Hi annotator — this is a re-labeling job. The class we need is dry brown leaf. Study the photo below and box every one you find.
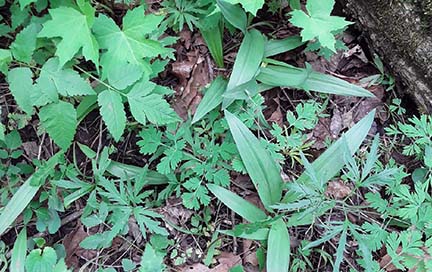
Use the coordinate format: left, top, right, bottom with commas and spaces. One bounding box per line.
325, 180, 352, 199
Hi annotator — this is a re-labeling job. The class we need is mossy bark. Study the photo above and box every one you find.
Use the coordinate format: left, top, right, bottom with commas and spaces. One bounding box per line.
339, 0, 432, 112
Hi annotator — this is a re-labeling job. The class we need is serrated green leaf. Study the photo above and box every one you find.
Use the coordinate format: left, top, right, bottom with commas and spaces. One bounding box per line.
140, 244, 165, 272
267, 219, 290, 272
98, 90, 126, 141
224, 0, 264, 16
11, 228, 27, 272
127, 80, 178, 126
39, 101, 77, 150
289, 0, 351, 52
0, 49, 12, 75
223, 29, 265, 108
25, 247, 57, 272
7, 67, 34, 114
38, 6, 99, 67
208, 184, 266, 222
225, 111, 283, 209
93, 6, 165, 88
192, 76, 227, 124
10, 22, 40, 63
36, 58, 95, 98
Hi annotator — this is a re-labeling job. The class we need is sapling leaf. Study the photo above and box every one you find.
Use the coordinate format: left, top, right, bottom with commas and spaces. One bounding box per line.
207, 183, 267, 222
217, 0, 247, 33
264, 36, 304, 57
192, 76, 227, 124
225, 111, 283, 209
11, 228, 27, 272
98, 90, 126, 142
267, 219, 290, 272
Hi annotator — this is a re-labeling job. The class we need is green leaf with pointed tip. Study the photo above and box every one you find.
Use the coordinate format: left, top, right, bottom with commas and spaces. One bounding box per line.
224, 0, 264, 16
39, 101, 77, 150
19, 0, 36, 10
127, 80, 179, 126
267, 219, 290, 272
7, 67, 34, 114
225, 111, 283, 209
38, 6, 99, 67
207, 184, 267, 222
11, 22, 40, 63
93, 6, 165, 88
287, 109, 376, 198
36, 58, 95, 98
264, 36, 304, 57
223, 29, 265, 108
192, 76, 227, 124
98, 90, 126, 141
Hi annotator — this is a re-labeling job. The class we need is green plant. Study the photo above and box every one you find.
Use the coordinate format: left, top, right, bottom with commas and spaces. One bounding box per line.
162, 0, 215, 31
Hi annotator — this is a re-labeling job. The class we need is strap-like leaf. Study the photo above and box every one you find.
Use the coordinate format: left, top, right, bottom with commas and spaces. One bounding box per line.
267, 219, 290, 272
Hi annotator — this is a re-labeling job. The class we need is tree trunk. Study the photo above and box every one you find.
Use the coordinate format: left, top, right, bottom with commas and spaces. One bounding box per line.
339, 0, 432, 112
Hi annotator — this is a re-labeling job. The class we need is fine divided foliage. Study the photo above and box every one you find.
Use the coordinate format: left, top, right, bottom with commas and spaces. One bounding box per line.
0, 0, 425, 271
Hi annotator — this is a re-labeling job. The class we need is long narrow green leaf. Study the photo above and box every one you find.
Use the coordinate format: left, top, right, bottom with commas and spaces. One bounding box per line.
297, 109, 375, 186
217, 0, 247, 33
200, 13, 224, 68
106, 161, 169, 186
223, 29, 265, 108
11, 228, 27, 272
225, 111, 283, 208
333, 223, 348, 272
264, 36, 304, 57
257, 62, 374, 97
0, 152, 62, 236
267, 219, 290, 272
219, 228, 269, 240
192, 76, 227, 124
207, 184, 267, 222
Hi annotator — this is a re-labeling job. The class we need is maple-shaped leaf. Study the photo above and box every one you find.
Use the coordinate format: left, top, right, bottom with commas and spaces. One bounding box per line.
98, 90, 126, 142
289, 0, 351, 52
38, 4, 99, 67
93, 6, 166, 89
36, 58, 95, 99
224, 0, 265, 16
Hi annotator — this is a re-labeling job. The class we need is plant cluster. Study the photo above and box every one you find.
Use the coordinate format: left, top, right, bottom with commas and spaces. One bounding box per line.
0, 0, 429, 271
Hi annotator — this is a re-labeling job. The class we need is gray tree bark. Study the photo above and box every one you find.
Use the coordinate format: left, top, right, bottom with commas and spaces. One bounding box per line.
339, 0, 432, 112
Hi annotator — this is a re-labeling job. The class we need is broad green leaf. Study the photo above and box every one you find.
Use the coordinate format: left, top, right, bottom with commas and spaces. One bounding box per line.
7, 67, 34, 114
217, 0, 247, 33
264, 36, 304, 57
25, 247, 57, 272
192, 76, 227, 124
93, 6, 165, 88
11, 228, 27, 272
225, 111, 283, 208
289, 0, 351, 51
295, 110, 375, 188
98, 90, 126, 141
267, 219, 290, 272
207, 184, 267, 222
38, 6, 99, 67
10, 22, 40, 63
39, 101, 77, 150
200, 13, 224, 68
127, 80, 178, 126
0, 152, 62, 236
0, 49, 11, 75
36, 58, 95, 98
224, 0, 265, 16
19, 0, 36, 10
257, 61, 374, 97
223, 29, 265, 108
